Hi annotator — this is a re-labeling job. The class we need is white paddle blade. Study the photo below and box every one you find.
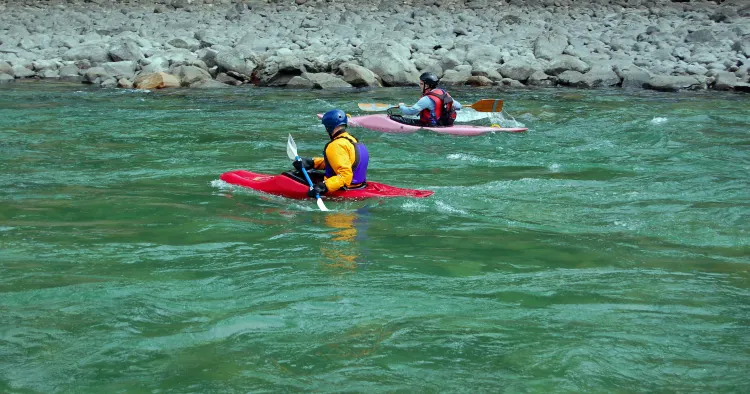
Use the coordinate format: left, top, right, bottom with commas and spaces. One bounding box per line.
286, 134, 298, 160
316, 198, 329, 211
358, 103, 396, 112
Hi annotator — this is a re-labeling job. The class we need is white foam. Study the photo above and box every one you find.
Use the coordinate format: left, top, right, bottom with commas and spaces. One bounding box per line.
650, 117, 668, 124
446, 153, 501, 164
435, 201, 468, 215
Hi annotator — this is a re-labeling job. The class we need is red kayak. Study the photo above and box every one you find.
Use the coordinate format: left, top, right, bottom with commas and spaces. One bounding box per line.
220, 170, 434, 199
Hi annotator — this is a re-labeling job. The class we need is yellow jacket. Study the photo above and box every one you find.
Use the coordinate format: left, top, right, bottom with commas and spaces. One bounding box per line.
312, 132, 360, 192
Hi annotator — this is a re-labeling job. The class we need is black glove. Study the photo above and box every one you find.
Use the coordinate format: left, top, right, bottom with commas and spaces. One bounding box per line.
306, 181, 328, 198
293, 157, 314, 172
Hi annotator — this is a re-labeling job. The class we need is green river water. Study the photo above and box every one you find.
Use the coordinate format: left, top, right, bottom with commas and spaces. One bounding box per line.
1, 81, 748, 393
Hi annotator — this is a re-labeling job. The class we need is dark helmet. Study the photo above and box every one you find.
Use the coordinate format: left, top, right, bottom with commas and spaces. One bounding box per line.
419, 72, 440, 88
321, 109, 348, 134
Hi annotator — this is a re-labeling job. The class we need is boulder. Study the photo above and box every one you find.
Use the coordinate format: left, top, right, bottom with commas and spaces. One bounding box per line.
498, 59, 539, 82
12, 65, 35, 78
63, 44, 110, 64
83, 67, 109, 84
189, 79, 229, 89
286, 75, 315, 89
645, 75, 705, 92
713, 72, 738, 91
466, 75, 494, 87
544, 55, 590, 76
108, 40, 144, 62
102, 61, 136, 80
215, 47, 260, 78
117, 78, 134, 89
533, 32, 568, 60
440, 65, 473, 86
361, 42, 420, 86
216, 72, 243, 86
174, 65, 212, 86
619, 65, 651, 89
0, 73, 14, 83
302, 72, 353, 89
339, 63, 382, 88
134, 72, 181, 89
0, 61, 14, 76
557, 66, 620, 88
168, 37, 201, 52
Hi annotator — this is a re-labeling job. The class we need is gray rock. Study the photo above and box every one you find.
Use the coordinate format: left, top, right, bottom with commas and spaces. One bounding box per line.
361, 42, 420, 86
466, 44, 502, 65
339, 62, 381, 88
102, 61, 136, 80
713, 72, 738, 91
645, 75, 705, 92
118, 78, 134, 89
558, 65, 620, 88
32, 60, 59, 71
215, 47, 260, 78
533, 32, 568, 60
109, 40, 145, 62
140, 56, 170, 74
0, 61, 13, 76
83, 67, 109, 84
732, 37, 750, 57
286, 75, 315, 89
498, 58, 539, 82
189, 78, 229, 89
544, 55, 590, 76
0, 73, 14, 83
527, 70, 554, 87
59, 64, 81, 79
63, 44, 110, 64
619, 65, 651, 89
216, 72, 243, 86
685, 29, 715, 44
500, 78, 526, 88
101, 77, 118, 88
39, 69, 59, 79
168, 37, 201, 52
441, 65, 473, 86
466, 75, 494, 87
174, 65, 212, 86
12, 65, 35, 78
302, 72, 353, 89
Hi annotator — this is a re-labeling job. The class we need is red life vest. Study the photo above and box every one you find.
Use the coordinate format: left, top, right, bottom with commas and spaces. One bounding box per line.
419, 88, 456, 126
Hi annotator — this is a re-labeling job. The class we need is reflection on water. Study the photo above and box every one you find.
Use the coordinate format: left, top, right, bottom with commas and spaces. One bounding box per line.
319, 209, 370, 271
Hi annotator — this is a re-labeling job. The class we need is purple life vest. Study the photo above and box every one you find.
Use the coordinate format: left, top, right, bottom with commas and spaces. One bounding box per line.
323, 135, 369, 187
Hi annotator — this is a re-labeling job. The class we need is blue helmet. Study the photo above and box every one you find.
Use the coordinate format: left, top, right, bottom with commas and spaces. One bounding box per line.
321, 109, 347, 134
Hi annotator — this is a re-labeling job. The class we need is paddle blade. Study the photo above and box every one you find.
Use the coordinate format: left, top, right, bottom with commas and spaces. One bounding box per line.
358, 103, 396, 111
316, 198, 329, 211
286, 134, 298, 160
468, 99, 503, 113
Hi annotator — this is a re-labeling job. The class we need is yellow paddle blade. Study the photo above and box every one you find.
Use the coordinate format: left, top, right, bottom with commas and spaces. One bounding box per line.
358, 103, 396, 111
468, 99, 503, 113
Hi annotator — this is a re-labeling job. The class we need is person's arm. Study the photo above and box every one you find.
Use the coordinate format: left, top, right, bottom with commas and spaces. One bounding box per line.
312, 157, 325, 170
453, 99, 462, 111
322, 140, 355, 192
398, 96, 434, 116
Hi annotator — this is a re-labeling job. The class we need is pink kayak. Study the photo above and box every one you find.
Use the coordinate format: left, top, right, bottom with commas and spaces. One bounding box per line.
220, 170, 434, 200
316, 114, 527, 136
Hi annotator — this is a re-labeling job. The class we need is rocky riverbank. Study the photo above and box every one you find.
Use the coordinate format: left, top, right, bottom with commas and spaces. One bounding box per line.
0, 0, 748, 93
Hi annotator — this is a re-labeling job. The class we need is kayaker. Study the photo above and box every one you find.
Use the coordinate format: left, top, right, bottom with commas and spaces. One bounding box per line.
292, 109, 370, 198
389, 72, 462, 127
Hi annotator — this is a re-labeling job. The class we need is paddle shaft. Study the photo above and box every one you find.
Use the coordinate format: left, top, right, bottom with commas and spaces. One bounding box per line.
358, 99, 503, 113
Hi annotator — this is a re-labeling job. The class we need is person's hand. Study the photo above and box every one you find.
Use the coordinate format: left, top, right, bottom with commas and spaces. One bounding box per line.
306, 181, 328, 198
292, 157, 314, 172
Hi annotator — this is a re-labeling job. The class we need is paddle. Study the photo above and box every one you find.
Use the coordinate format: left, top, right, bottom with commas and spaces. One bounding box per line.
287, 134, 329, 212
358, 99, 503, 113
